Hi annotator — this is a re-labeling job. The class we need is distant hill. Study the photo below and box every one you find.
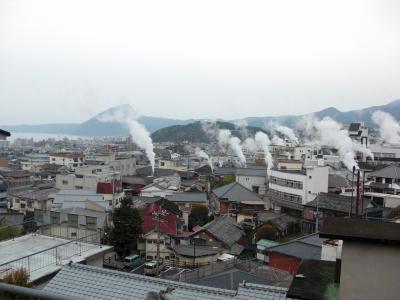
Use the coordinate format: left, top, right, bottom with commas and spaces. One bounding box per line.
150, 121, 267, 143
242, 99, 400, 128
2, 99, 400, 137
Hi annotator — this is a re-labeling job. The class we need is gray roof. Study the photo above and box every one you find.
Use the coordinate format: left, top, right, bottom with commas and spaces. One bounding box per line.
202, 215, 244, 249
55, 207, 107, 222
173, 245, 220, 257
257, 212, 298, 232
305, 193, 352, 213
194, 268, 271, 290
369, 165, 400, 179
235, 168, 268, 177
11, 186, 58, 201
44, 264, 289, 300
132, 193, 207, 205
166, 193, 207, 203
267, 234, 326, 260
212, 182, 262, 203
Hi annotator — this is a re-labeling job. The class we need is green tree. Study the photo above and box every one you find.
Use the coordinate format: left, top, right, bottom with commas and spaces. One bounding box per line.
0, 268, 31, 300
0, 219, 21, 242
109, 197, 143, 257
255, 224, 278, 241
387, 205, 400, 219
188, 205, 210, 230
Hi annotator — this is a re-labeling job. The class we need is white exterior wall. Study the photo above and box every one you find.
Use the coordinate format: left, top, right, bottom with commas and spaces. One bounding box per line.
304, 166, 329, 203
294, 146, 313, 161
269, 171, 306, 203
236, 175, 267, 195
56, 165, 121, 191
269, 166, 329, 206
49, 155, 84, 170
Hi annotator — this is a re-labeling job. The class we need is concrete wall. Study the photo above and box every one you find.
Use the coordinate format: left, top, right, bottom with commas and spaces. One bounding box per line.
236, 175, 267, 195
340, 241, 400, 300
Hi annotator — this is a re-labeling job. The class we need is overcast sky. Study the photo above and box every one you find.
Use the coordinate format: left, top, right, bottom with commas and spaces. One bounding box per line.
1, 0, 400, 125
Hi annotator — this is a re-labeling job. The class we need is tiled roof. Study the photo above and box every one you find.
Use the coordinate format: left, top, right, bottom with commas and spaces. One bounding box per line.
267, 233, 326, 260
202, 215, 244, 249
212, 182, 262, 203
320, 217, 400, 243
44, 264, 289, 300
235, 168, 268, 177
369, 165, 400, 179
305, 193, 352, 213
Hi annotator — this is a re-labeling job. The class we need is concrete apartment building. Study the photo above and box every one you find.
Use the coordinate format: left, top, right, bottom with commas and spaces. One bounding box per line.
49, 152, 85, 170
94, 152, 137, 176
268, 160, 329, 215
20, 153, 49, 171
56, 164, 121, 190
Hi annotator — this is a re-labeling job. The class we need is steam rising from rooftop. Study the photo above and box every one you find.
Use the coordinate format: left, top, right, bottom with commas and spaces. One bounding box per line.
274, 124, 299, 145
254, 131, 273, 172
195, 147, 213, 172
372, 111, 400, 144
218, 129, 246, 167
96, 104, 155, 173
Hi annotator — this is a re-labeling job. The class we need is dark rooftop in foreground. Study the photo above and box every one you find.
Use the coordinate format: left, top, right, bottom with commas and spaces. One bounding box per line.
0, 129, 11, 137
44, 263, 289, 300
287, 260, 337, 300
320, 217, 400, 243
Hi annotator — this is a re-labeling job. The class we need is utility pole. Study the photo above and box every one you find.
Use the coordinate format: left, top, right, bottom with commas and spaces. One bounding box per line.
315, 194, 320, 233
152, 200, 169, 276
349, 166, 356, 217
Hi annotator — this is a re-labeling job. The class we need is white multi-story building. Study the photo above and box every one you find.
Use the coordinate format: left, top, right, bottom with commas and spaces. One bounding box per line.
94, 153, 137, 176
20, 154, 49, 171
268, 163, 329, 215
56, 165, 121, 191
235, 167, 268, 195
49, 152, 85, 170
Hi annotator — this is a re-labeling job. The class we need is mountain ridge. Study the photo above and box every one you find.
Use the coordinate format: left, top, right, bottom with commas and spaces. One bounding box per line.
2, 99, 400, 136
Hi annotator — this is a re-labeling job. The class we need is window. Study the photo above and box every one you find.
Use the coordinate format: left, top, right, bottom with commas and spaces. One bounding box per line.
252, 186, 260, 193
76, 175, 84, 179
68, 214, 79, 227
146, 256, 153, 260
160, 162, 165, 166
51, 211, 60, 224
86, 216, 97, 230
62, 180, 68, 185
20, 203, 26, 209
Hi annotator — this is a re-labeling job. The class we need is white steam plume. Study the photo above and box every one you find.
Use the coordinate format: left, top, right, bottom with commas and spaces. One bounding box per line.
97, 104, 155, 173
195, 148, 213, 172
314, 117, 358, 170
274, 125, 299, 144
234, 119, 249, 138
242, 137, 258, 153
218, 129, 246, 167
272, 135, 285, 146
372, 111, 400, 144
254, 131, 273, 172
352, 141, 374, 160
